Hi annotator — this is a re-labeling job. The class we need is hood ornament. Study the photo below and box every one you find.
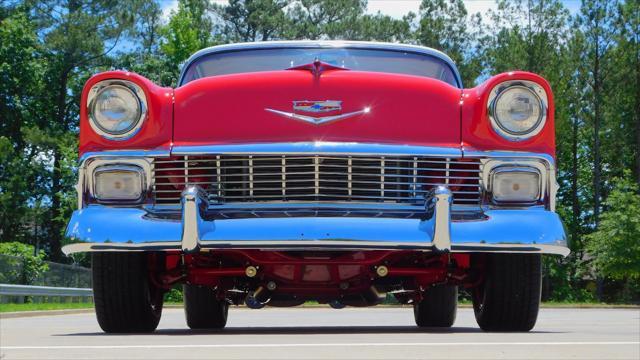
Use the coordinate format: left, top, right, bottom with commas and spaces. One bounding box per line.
266, 100, 370, 125
287, 58, 349, 78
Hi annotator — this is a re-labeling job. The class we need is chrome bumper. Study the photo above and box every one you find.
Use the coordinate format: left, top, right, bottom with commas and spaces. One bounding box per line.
63, 185, 569, 256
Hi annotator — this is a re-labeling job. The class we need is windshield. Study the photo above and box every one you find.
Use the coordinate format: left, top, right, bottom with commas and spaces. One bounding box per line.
180, 47, 459, 87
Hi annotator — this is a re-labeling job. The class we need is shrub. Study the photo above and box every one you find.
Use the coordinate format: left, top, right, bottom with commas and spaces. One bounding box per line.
0, 242, 48, 284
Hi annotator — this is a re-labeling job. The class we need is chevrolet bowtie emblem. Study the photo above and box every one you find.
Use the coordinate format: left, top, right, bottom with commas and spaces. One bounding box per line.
265, 100, 370, 125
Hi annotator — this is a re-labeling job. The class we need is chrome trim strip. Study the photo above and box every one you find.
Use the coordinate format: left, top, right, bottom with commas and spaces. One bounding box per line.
62, 242, 569, 256
264, 107, 370, 125
171, 142, 463, 157
178, 40, 463, 88
79, 149, 171, 163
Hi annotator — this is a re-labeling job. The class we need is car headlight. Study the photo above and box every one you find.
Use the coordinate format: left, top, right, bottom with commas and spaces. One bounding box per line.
488, 81, 547, 141
87, 80, 147, 140
490, 167, 541, 203
93, 165, 144, 202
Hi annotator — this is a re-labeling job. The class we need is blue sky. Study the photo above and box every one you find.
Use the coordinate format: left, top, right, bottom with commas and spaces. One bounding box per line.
159, 0, 582, 20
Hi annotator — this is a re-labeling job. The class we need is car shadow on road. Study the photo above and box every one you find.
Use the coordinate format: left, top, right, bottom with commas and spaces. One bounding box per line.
57, 326, 560, 336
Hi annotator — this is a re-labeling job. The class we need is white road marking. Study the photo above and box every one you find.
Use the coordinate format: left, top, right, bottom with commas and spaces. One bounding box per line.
2, 342, 639, 350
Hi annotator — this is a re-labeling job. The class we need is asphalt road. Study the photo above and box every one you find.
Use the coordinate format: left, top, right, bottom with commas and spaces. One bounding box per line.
1, 307, 638, 360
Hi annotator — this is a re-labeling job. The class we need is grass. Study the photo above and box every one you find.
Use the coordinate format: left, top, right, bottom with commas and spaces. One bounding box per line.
0, 302, 94, 313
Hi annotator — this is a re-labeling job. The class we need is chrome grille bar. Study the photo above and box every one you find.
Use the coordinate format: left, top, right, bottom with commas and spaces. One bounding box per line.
281, 156, 286, 198
152, 154, 483, 207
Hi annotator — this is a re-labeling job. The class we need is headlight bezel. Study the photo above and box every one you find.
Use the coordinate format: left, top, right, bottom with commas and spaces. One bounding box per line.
487, 80, 548, 141
83, 158, 152, 206
481, 158, 550, 208
87, 80, 148, 140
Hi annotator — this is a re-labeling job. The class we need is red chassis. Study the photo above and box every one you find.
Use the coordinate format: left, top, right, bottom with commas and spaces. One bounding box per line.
156, 250, 474, 307
65, 41, 568, 333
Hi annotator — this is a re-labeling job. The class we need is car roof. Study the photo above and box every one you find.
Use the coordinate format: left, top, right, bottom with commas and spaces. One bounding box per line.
178, 40, 463, 88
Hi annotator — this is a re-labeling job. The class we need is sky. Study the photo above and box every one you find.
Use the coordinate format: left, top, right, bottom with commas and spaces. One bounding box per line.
159, 0, 582, 20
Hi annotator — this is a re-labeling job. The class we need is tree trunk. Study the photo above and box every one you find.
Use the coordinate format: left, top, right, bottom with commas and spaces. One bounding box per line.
48, 69, 70, 261
571, 115, 580, 247
635, 35, 640, 185
593, 40, 602, 226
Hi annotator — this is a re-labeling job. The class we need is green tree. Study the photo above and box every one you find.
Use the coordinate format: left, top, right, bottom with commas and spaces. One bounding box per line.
416, 0, 482, 85
479, 0, 569, 75
27, 0, 142, 260
347, 12, 414, 43
0, 12, 48, 246
611, 0, 640, 184
161, 0, 213, 65
286, 0, 364, 40
586, 174, 640, 280
576, 0, 619, 227
213, 0, 289, 42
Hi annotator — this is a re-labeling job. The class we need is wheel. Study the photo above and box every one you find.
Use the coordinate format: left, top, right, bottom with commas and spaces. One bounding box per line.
472, 254, 542, 332
413, 284, 457, 327
184, 284, 229, 329
92, 252, 163, 333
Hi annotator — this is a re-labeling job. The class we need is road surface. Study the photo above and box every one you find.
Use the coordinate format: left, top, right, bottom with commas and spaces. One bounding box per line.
1, 307, 639, 359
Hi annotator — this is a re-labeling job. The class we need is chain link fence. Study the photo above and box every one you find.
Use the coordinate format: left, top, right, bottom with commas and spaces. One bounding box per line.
0, 254, 92, 304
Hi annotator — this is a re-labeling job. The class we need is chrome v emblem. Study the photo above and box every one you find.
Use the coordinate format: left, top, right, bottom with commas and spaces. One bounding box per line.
265, 107, 370, 125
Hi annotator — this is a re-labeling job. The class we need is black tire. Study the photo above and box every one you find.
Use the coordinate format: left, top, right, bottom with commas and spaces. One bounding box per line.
92, 252, 163, 333
472, 254, 542, 332
184, 284, 229, 329
413, 284, 458, 327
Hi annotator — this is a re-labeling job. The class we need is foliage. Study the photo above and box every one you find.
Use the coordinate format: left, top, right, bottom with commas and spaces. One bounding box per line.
161, 0, 214, 65
0, 242, 49, 285
164, 287, 184, 302
1, 0, 639, 302
586, 174, 640, 280
416, 0, 482, 85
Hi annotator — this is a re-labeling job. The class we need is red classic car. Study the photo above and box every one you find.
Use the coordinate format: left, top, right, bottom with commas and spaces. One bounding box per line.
64, 41, 568, 333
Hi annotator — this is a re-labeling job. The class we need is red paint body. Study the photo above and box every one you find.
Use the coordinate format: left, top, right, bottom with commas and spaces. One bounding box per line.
81, 65, 555, 304
79, 71, 173, 154
461, 71, 556, 156
173, 70, 461, 147
79, 69, 555, 158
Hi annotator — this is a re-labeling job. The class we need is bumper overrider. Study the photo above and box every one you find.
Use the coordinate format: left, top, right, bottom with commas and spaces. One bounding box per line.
62, 144, 569, 256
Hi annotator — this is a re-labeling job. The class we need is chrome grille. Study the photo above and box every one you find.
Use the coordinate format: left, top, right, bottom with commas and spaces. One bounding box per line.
152, 155, 482, 206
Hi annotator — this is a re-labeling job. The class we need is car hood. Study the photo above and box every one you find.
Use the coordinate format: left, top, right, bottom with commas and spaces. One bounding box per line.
173, 70, 462, 148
